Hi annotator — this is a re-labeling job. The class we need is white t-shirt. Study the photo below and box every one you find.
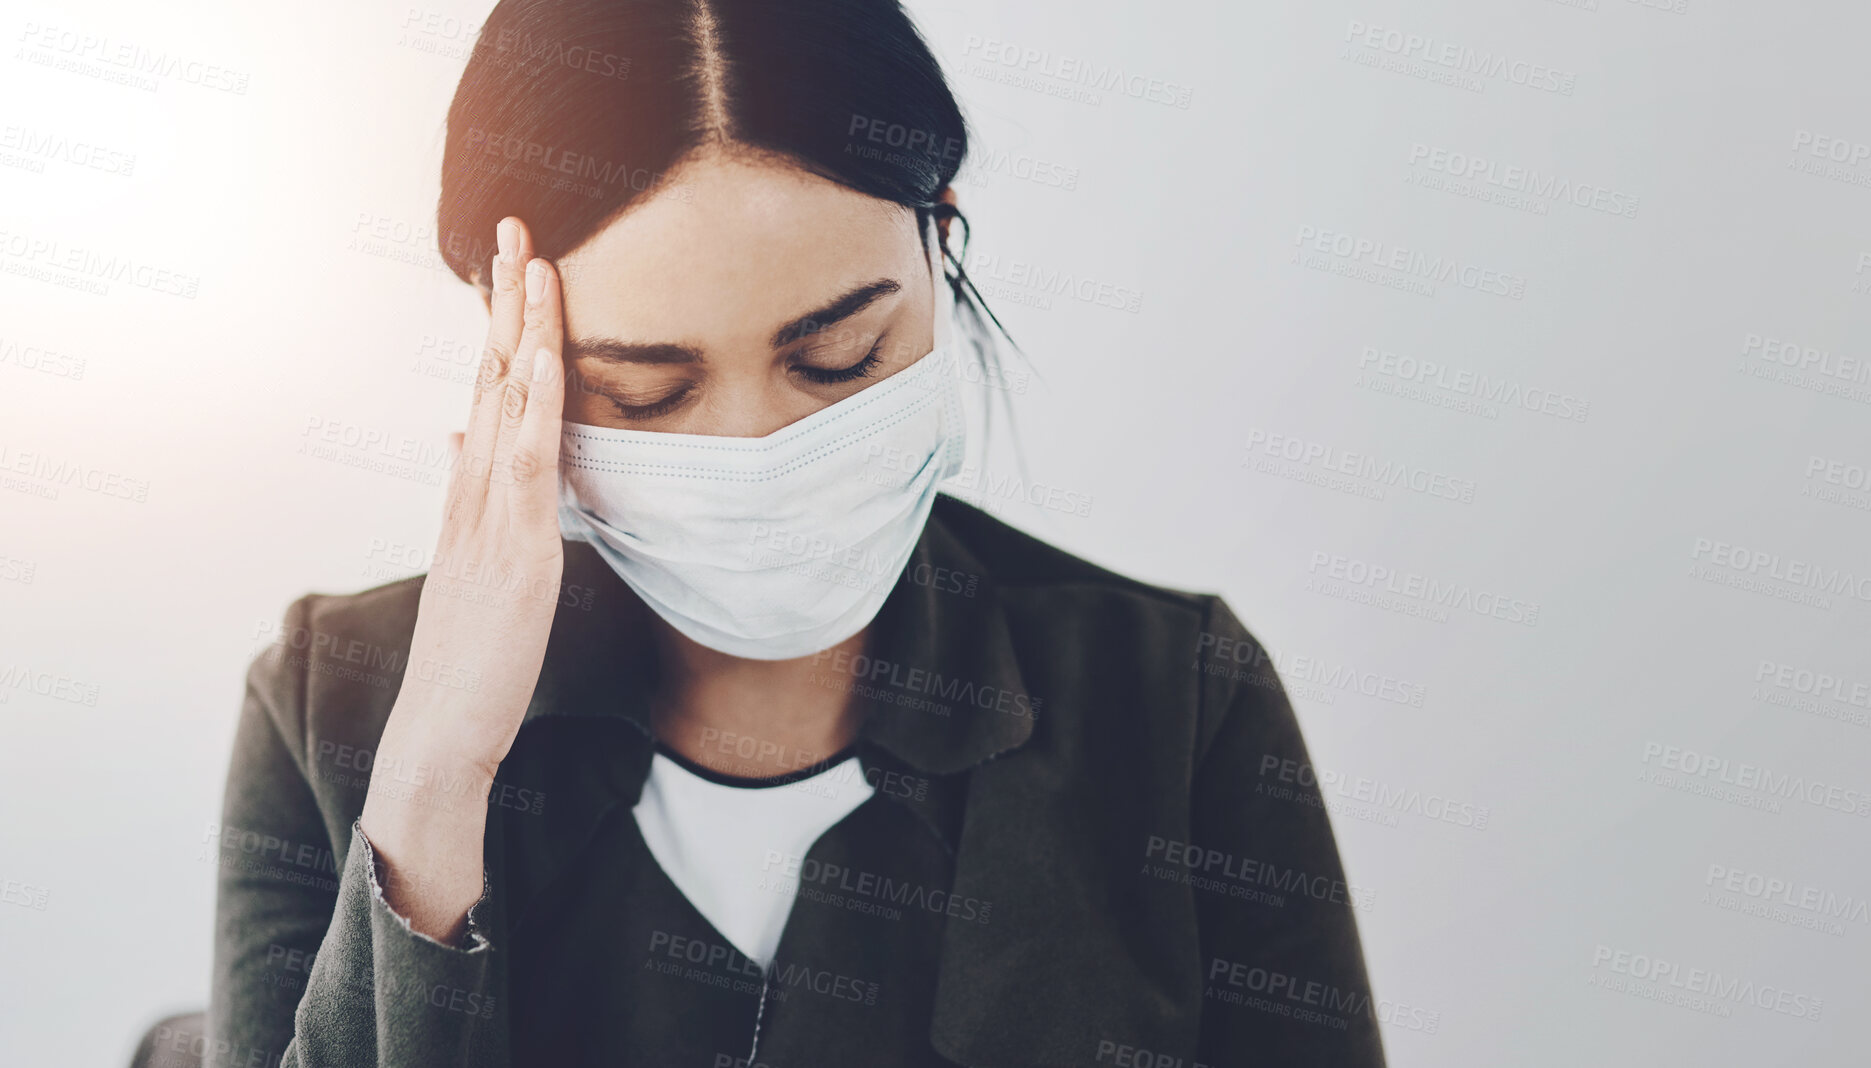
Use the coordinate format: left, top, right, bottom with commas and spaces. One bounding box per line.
632, 743, 876, 969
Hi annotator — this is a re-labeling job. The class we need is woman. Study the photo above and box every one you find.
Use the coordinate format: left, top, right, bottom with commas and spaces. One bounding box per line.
203, 1, 1384, 1065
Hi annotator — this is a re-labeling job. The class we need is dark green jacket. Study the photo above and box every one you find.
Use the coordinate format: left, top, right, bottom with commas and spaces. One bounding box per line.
207, 494, 1386, 1067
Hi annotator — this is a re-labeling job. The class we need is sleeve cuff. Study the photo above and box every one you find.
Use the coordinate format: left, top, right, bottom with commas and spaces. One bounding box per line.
353, 817, 494, 954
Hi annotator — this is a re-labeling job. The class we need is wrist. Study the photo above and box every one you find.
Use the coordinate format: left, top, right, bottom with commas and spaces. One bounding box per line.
360, 713, 498, 842
379, 696, 511, 785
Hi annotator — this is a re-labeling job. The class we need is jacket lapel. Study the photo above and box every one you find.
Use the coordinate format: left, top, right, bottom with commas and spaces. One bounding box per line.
498, 540, 659, 943
855, 498, 1198, 1066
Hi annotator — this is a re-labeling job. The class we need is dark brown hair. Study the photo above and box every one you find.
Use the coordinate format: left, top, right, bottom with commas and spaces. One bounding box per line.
434, 0, 1024, 423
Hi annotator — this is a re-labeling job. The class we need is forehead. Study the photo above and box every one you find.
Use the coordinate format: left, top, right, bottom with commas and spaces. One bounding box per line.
557, 153, 920, 342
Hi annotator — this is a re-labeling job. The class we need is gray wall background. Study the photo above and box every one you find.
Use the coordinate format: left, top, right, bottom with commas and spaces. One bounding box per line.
1, 0, 1867, 1063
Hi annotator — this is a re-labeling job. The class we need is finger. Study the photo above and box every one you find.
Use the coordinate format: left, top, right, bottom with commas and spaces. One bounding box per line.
460, 217, 533, 488
492, 258, 563, 500
513, 277, 567, 517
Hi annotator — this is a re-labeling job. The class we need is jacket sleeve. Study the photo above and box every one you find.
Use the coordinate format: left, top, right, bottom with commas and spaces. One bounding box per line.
1190, 595, 1387, 1067
206, 593, 507, 1068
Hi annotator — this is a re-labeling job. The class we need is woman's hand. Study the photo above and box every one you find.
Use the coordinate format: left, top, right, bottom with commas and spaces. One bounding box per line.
392, 215, 567, 776
359, 216, 567, 942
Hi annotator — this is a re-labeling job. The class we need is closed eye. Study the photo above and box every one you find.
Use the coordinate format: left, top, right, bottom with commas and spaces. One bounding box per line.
793, 339, 884, 385
602, 384, 693, 420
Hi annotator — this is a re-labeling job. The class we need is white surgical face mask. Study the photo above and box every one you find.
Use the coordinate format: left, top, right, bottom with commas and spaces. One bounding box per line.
555, 221, 966, 660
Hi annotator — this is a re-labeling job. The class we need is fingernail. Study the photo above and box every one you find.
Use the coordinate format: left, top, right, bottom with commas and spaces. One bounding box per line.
533, 347, 554, 382
526, 260, 545, 303
497, 219, 517, 264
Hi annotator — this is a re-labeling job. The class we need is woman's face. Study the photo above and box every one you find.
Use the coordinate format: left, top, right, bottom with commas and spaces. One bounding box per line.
548, 152, 937, 437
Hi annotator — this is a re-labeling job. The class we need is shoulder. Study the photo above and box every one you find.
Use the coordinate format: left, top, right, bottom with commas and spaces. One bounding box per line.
931, 495, 1282, 766
245, 573, 426, 772
933, 492, 1214, 612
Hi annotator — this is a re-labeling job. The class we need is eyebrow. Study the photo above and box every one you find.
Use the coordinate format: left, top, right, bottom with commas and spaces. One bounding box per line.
769, 278, 901, 349
564, 278, 903, 366
563, 339, 704, 366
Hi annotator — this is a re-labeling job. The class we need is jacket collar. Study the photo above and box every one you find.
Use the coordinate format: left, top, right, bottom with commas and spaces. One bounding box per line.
520, 494, 1037, 778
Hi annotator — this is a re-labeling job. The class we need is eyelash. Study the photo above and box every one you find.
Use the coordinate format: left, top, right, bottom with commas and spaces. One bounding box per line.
607, 388, 691, 421
794, 339, 884, 385
602, 340, 885, 420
